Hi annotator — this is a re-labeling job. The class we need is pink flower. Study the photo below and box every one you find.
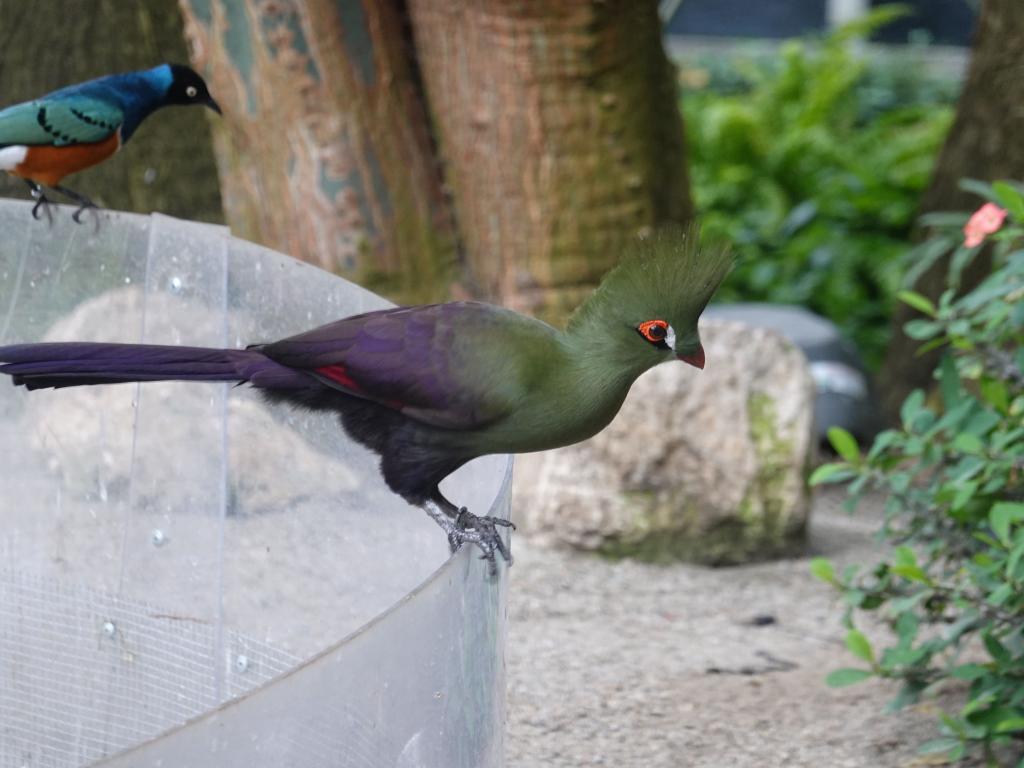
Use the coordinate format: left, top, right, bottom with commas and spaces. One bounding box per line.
963, 202, 1007, 248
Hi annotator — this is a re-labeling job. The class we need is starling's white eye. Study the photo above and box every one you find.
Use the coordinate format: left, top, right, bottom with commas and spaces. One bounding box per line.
186, 85, 198, 98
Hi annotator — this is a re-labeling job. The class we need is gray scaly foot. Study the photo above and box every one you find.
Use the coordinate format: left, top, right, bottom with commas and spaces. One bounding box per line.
423, 501, 514, 576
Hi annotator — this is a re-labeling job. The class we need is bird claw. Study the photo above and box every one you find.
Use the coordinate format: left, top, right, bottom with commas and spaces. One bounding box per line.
28, 186, 53, 224
71, 203, 96, 224
424, 499, 513, 577
450, 507, 514, 577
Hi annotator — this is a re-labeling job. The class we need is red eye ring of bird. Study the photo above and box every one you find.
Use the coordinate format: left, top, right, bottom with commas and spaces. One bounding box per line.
637, 319, 669, 344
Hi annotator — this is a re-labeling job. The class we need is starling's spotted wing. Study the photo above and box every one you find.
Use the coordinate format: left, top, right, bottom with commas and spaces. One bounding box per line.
258, 301, 555, 430
0, 96, 122, 147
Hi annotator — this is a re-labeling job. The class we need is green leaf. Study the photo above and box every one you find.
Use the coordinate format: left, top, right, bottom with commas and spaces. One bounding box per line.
959, 177, 1000, 202
995, 717, 1024, 734
845, 629, 875, 664
917, 737, 962, 757
893, 545, 917, 569
988, 582, 1013, 606
825, 668, 873, 687
1007, 537, 1024, 579
952, 432, 983, 454
904, 318, 941, 340
990, 502, 1024, 545
951, 481, 977, 512
897, 290, 936, 316
983, 632, 1010, 664
939, 355, 961, 409
827, 426, 860, 463
900, 390, 925, 430
951, 664, 988, 681
979, 377, 1010, 412
992, 180, 1024, 220
809, 557, 835, 583
808, 462, 853, 485
891, 564, 929, 583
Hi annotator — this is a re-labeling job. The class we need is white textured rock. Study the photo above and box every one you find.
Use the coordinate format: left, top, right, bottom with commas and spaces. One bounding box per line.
513, 319, 815, 564
23, 288, 358, 513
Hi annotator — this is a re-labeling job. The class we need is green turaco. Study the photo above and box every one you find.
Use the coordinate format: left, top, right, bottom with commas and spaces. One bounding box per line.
0, 229, 731, 572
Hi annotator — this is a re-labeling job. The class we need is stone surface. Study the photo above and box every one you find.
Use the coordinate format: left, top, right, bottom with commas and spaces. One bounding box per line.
21, 288, 359, 514
513, 319, 815, 564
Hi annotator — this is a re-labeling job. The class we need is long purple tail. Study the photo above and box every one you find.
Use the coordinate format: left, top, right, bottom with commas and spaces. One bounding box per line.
0, 343, 304, 391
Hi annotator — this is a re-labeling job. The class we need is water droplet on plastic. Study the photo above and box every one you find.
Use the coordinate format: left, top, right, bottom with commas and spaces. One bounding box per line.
151, 529, 167, 547
102, 620, 116, 637
124, 276, 131, 284
235, 654, 249, 672
169, 276, 183, 293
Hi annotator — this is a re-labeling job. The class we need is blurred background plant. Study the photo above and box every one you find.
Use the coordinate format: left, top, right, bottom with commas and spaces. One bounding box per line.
810, 180, 1024, 764
680, 7, 958, 368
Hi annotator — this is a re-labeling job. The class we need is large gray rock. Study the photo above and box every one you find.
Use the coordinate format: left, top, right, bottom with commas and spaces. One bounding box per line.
23, 288, 359, 514
513, 319, 815, 564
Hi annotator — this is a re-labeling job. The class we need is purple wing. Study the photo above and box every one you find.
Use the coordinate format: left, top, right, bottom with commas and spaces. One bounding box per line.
258, 301, 542, 430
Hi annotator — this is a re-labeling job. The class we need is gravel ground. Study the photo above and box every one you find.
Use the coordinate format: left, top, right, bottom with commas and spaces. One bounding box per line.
505, 491, 965, 768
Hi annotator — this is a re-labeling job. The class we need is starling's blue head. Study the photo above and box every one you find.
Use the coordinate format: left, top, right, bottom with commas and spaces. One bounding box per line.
567, 226, 732, 370
165, 64, 221, 114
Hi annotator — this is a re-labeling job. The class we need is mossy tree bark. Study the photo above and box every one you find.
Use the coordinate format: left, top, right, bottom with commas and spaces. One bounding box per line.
879, 0, 1024, 419
406, 0, 692, 319
178, 0, 457, 304
180, 0, 690, 316
0, 1, 223, 223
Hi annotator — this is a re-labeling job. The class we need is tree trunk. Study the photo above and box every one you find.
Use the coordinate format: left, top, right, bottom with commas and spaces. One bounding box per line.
178, 0, 457, 304
406, 0, 692, 320
879, 0, 1024, 419
0, 1, 223, 223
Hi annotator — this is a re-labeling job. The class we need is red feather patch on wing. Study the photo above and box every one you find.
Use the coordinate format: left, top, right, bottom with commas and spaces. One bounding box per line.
316, 363, 404, 409
316, 363, 361, 391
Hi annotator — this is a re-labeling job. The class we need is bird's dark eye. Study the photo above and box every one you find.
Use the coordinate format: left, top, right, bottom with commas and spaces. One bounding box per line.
186, 85, 198, 98
636, 319, 669, 347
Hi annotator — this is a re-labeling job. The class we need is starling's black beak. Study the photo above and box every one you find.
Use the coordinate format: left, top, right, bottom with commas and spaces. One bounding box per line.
206, 97, 223, 116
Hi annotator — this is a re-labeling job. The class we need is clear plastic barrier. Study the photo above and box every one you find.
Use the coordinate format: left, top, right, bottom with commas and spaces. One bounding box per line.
0, 200, 509, 767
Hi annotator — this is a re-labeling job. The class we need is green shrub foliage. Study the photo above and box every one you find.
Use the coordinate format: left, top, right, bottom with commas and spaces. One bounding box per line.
812, 181, 1024, 765
681, 8, 956, 367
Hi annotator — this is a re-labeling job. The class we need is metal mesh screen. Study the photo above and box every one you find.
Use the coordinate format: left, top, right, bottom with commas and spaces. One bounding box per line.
0, 200, 509, 767
0, 571, 298, 767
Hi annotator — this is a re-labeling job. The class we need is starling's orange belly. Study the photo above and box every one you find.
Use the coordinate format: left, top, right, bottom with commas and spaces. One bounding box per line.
11, 132, 120, 187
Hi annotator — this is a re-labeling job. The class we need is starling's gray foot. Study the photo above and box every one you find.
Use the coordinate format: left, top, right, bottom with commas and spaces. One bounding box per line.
52, 185, 98, 226
25, 180, 52, 223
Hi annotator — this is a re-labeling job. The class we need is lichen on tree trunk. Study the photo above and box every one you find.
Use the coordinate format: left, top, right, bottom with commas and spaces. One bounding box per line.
0, 1, 222, 222
405, 0, 692, 321
179, 0, 457, 304
879, 0, 1024, 419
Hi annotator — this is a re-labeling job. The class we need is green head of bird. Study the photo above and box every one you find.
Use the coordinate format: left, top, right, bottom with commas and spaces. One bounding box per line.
566, 227, 732, 373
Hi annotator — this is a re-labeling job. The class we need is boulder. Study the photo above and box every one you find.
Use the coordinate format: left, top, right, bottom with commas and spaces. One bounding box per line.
22, 288, 359, 515
513, 319, 815, 564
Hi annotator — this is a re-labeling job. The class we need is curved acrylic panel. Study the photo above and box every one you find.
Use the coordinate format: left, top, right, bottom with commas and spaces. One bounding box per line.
0, 200, 509, 767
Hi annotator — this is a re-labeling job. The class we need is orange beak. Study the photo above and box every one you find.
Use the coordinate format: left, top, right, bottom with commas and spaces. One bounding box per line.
678, 344, 705, 370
